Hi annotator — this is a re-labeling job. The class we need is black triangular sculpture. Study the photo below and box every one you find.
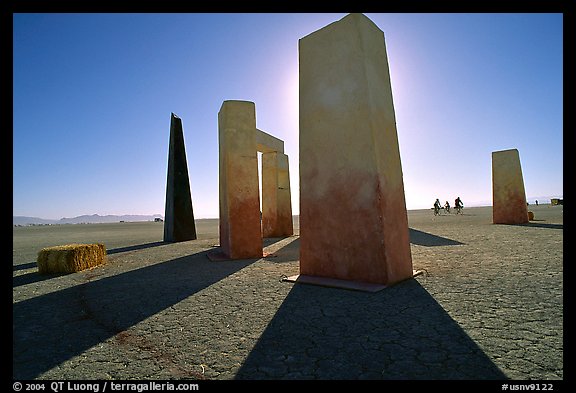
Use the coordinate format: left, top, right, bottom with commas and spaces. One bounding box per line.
164, 113, 197, 242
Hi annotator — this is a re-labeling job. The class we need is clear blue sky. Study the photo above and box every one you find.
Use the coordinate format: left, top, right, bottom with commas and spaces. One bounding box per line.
13, 13, 563, 219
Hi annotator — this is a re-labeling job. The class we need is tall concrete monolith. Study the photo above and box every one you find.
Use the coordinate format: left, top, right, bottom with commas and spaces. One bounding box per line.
218, 101, 263, 259
262, 152, 293, 237
492, 148, 529, 224
164, 113, 197, 242
298, 13, 413, 286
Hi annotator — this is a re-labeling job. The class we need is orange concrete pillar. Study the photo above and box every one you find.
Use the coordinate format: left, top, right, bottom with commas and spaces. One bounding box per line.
298, 13, 413, 286
492, 149, 529, 224
218, 100, 263, 259
262, 152, 293, 238
276, 153, 293, 237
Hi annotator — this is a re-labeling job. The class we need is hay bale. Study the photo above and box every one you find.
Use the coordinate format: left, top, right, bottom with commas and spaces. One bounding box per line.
37, 243, 107, 274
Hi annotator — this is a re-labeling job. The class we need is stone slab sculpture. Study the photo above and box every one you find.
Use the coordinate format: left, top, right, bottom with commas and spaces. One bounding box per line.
214, 100, 293, 260
262, 151, 293, 238
164, 113, 197, 242
217, 101, 263, 259
492, 148, 529, 224
298, 13, 413, 286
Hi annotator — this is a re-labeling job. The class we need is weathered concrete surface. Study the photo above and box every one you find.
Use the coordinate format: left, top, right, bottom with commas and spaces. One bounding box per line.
164, 113, 197, 242
216, 101, 293, 254
492, 149, 529, 224
299, 13, 412, 285
256, 129, 284, 154
262, 152, 293, 238
218, 101, 262, 259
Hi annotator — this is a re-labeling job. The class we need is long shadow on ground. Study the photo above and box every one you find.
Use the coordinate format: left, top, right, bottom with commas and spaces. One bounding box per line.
513, 223, 563, 230
409, 228, 464, 246
236, 279, 507, 380
13, 250, 256, 379
13, 242, 168, 288
263, 237, 300, 263
263, 231, 463, 263
13, 271, 66, 288
13, 262, 37, 271
107, 241, 166, 254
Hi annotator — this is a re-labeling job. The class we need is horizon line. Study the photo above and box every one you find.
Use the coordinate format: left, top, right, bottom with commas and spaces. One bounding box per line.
14, 197, 563, 222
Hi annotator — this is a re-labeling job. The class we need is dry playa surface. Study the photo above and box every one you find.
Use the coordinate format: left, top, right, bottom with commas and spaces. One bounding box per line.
13, 205, 563, 380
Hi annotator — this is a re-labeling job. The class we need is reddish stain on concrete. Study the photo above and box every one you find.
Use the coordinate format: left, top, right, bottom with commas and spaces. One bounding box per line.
262, 216, 277, 238
219, 211, 231, 257
263, 212, 293, 238
222, 196, 262, 259
277, 211, 294, 237
493, 192, 529, 224
300, 171, 412, 285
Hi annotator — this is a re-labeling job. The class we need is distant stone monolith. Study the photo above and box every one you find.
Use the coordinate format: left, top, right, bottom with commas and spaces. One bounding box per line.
164, 113, 197, 242
492, 148, 529, 224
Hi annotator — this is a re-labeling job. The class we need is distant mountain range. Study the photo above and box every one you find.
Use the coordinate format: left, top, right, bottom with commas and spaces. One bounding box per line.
13, 214, 164, 226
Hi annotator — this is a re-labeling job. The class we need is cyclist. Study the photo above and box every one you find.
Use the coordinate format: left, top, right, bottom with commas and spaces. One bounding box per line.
455, 197, 464, 214
434, 199, 442, 215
